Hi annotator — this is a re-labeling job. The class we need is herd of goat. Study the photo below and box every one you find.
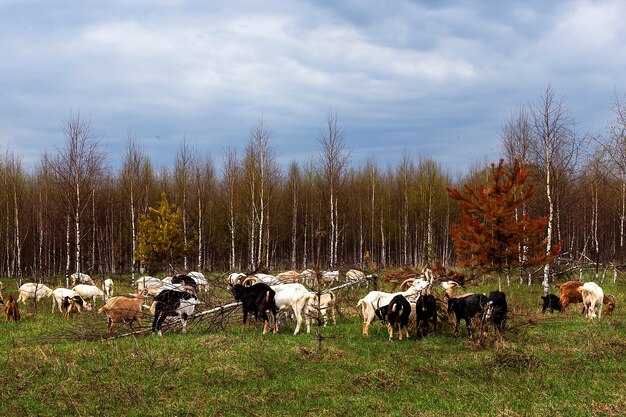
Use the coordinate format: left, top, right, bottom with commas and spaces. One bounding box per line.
0, 267, 618, 341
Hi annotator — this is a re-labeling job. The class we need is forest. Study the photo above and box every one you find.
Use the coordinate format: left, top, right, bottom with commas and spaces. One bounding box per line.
0, 86, 623, 282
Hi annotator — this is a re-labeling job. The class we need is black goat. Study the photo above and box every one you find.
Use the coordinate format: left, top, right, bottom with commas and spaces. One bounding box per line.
415, 294, 437, 338
541, 294, 562, 314
151, 289, 199, 336
171, 274, 198, 290
386, 294, 411, 341
447, 294, 488, 337
484, 291, 507, 334
232, 283, 277, 334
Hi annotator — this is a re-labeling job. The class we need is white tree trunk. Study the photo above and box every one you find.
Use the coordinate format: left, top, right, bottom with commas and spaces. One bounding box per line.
66, 216, 71, 288
542, 151, 553, 296
75, 181, 81, 276
130, 181, 136, 286
197, 192, 202, 271
13, 185, 21, 278
291, 181, 297, 269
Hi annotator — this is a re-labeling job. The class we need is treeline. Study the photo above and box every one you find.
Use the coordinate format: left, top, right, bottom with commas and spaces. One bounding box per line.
0, 86, 624, 280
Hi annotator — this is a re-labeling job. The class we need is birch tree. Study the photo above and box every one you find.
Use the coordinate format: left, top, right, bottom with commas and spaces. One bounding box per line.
50, 113, 105, 283
529, 86, 580, 295
317, 111, 349, 268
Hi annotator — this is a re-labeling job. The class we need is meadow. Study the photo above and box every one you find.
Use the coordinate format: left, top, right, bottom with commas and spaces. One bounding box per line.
1, 274, 625, 417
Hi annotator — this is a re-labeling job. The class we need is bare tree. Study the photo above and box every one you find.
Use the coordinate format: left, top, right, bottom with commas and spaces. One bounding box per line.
596, 91, 626, 268
50, 113, 105, 285
121, 135, 152, 284
286, 162, 301, 269
244, 116, 277, 269
501, 107, 532, 284
317, 111, 349, 267
175, 137, 195, 271
529, 86, 582, 295
223, 147, 239, 270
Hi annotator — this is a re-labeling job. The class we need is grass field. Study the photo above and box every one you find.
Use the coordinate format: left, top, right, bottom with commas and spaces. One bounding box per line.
1, 275, 625, 417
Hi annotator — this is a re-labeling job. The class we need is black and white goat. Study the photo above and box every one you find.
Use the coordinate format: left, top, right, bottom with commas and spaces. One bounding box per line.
483, 291, 507, 334
231, 283, 277, 334
151, 289, 199, 336
386, 294, 411, 341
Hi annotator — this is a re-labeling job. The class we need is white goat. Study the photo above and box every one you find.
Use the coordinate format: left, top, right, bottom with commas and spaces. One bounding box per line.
305, 291, 337, 334
103, 279, 114, 300
271, 283, 313, 335
187, 271, 208, 292
321, 270, 340, 285
254, 273, 281, 286
71, 272, 94, 286
52, 288, 92, 313
137, 276, 162, 291
357, 279, 430, 336
17, 283, 53, 305
578, 282, 604, 319
72, 284, 105, 308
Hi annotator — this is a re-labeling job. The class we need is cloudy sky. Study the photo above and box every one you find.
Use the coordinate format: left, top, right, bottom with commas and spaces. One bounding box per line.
1, 0, 625, 173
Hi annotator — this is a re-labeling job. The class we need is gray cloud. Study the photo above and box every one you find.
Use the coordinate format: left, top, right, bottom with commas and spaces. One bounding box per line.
1, 0, 625, 172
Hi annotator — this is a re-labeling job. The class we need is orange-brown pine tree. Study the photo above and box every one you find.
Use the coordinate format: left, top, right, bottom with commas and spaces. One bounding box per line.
447, 159, 560, 288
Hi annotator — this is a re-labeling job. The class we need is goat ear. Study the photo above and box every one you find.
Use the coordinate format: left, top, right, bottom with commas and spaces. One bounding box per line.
541, 296, 546, 300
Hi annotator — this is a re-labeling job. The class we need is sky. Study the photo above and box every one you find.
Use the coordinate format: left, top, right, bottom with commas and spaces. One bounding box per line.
1, 0, 625, 175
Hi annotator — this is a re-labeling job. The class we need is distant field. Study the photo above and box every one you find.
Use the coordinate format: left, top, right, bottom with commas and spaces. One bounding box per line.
1, 275, 625, 416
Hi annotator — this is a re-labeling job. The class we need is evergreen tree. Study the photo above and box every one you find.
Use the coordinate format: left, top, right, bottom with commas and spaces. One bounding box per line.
135, 192, 195, 274
447, 159, 560, 287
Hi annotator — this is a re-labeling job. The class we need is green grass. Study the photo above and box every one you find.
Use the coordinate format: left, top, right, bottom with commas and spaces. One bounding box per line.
1, 276, 625, 416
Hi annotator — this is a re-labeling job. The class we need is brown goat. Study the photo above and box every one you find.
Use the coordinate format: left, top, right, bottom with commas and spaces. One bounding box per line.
4, 294, 20, 322
98, 294, 144, 334
556, 281, 615, 314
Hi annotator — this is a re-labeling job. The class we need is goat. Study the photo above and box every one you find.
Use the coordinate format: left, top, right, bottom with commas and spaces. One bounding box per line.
305, 291, 337, 334
414, 294, 438, 338
484, 291, 507, 334
541, 294, 561, 313
231, 283, 277, 334
171, 275, 198, 292
271, 283, 312, 335
72, 284, 105, 308
4, 294, 19, 322
52, 288, 93, 314
227, 273, 247, 286
386, 294, 411, 341
187, 271, 208, 292
17, 283, 53, 305
103, 278, 114, 300
556, 281, 614, 315
447, 293, 488, 337
62, 295, 86, 319
321, 270, 340, 285
98, 294, 145, 334
71, 272, 94, 286
300, 269, 317, 287
578, 282, 604, 319
357, 279, 429, 336
136, 276, 163, 292
276, 270, 301, 284
151, 289, 199, 336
